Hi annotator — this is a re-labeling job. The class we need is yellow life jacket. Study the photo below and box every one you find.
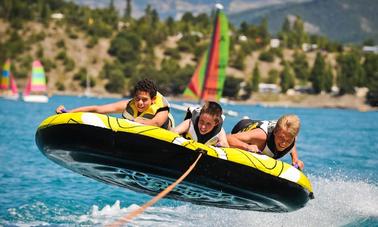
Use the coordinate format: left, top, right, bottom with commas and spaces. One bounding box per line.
122, 92, 174, 129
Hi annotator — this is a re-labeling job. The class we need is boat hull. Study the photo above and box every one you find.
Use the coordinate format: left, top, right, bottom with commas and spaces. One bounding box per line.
23, 95, 48, 103
1, 94, 19, 100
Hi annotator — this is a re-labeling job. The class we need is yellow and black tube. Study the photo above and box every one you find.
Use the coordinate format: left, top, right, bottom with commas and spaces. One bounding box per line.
36, 112, 314, 212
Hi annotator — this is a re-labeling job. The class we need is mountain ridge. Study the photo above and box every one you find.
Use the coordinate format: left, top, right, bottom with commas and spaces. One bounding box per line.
229, 0, 378, 43
74, 0, 378, 43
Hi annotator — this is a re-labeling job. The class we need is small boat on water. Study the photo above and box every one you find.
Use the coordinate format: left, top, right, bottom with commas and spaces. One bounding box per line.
35, 112, 314, 212
23, 60, 48, 103
171, 4, 238, 117
0, 59, 19, 101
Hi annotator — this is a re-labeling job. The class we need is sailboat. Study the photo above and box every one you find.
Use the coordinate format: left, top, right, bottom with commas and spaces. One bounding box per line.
0, 59, 19, 100
184, 4, 229, 102
178, 4, 237, 117
23, 60, 49, 103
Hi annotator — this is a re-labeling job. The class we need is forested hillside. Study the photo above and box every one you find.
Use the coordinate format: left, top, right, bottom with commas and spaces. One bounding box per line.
0, 0, 377, 106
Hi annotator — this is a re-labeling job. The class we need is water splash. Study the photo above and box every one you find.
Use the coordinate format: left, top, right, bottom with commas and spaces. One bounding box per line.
74, 177, 378, 226
78, 200, 129, 224
77, 200, 190, 226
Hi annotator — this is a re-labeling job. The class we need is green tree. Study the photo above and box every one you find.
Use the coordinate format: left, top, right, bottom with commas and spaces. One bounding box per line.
105, 68, 125, 93
80, 75, 95, 88
257, 17, 270, 46
160, 58, 180, 76
310, 52, 326, 93
195, 13, 210, 31
251, 64, 260, 92
337, 50, 364, 95
232, 50, 245, 70
158, 58, 192, 95
258, 50, 274, 62
166, 16, 176, 35
363, 39, 375, 46
169, 65, 194, 95
36, 45, 44, 59
239, 22, 249, 40
223, 77, 242, 98
150, 9, 159, 27
282, 17, 291, 33
267, 69, 279, 84
124, 0, 132, 19
109, 0, 115, 10
292, 51, 309, 83
3, 0, 32, 25
241, 82, 252, 100
55, 81, 65, 91
280, 62, 295, 93
278, 17, 291, 48
1, 31, 25, 59
1, 0, 13, 20
109, 31, 141, 63
279, 16, 308, 49
292, 16, 307, 47
56, 39, 65, 48
363, 53, 378, 106
40, 57, 55, 72
38, 0, 50, 24
73, 68, 87, 81
164, 48, 181, 60
181, 12, 194, 23
324, 64, 333, 93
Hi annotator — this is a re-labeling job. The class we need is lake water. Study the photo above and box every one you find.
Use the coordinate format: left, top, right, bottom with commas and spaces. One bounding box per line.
1, 96, 377, 226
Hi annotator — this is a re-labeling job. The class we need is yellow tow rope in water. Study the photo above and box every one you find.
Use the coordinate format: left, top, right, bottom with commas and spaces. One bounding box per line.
107, 152, 204, 227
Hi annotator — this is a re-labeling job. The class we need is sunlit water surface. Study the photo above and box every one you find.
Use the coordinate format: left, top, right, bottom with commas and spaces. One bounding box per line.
1, 96, 377, 226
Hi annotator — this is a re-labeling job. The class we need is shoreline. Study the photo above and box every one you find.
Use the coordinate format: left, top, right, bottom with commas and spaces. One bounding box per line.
167, 93, 378, 112
52, 91, 377, 112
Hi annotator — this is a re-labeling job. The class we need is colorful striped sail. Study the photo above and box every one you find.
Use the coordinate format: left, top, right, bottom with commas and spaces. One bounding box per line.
1, 59, 18, 95
10, 73, 18, 94
1, 59, 11, 90
24, 60, 47, 96
183, 4, 229, 101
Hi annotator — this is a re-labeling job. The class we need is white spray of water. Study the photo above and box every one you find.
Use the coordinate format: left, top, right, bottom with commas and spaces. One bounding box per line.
79, 177, 378, 226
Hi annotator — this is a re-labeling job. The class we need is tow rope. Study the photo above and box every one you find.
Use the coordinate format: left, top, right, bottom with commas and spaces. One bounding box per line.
107, 152, 204, 226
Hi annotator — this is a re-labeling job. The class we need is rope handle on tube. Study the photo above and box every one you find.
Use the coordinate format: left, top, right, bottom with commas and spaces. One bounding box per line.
293, 163, 299, 169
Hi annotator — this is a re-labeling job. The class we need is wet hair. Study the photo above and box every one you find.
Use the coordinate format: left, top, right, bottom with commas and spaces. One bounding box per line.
200, 101, 223, 124
133, 78, 157, 98
276, 114, 300, 137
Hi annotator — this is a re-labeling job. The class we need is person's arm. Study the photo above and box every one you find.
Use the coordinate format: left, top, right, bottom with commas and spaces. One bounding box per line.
135, 109, 169, 127
55, 100, 128, 114
227, 129, 267, 152
171, 119, 190, 135
217, 128, 229, 148
290, 143, 304, 170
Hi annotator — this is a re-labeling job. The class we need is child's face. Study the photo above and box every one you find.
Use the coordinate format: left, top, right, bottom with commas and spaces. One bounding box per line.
197, 113, 218, 135
273, 127, 295, 151
134, 91, 154, 113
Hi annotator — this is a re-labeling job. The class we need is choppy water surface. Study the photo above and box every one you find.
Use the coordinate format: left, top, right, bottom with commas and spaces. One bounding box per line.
1, 96, 377, 226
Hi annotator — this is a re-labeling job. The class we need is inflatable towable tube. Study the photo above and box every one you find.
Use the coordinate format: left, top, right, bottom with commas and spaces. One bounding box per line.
35, 112, 314, 212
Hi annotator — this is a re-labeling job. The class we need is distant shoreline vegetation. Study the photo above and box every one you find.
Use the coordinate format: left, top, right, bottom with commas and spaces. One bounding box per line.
0, 0, 377, 106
